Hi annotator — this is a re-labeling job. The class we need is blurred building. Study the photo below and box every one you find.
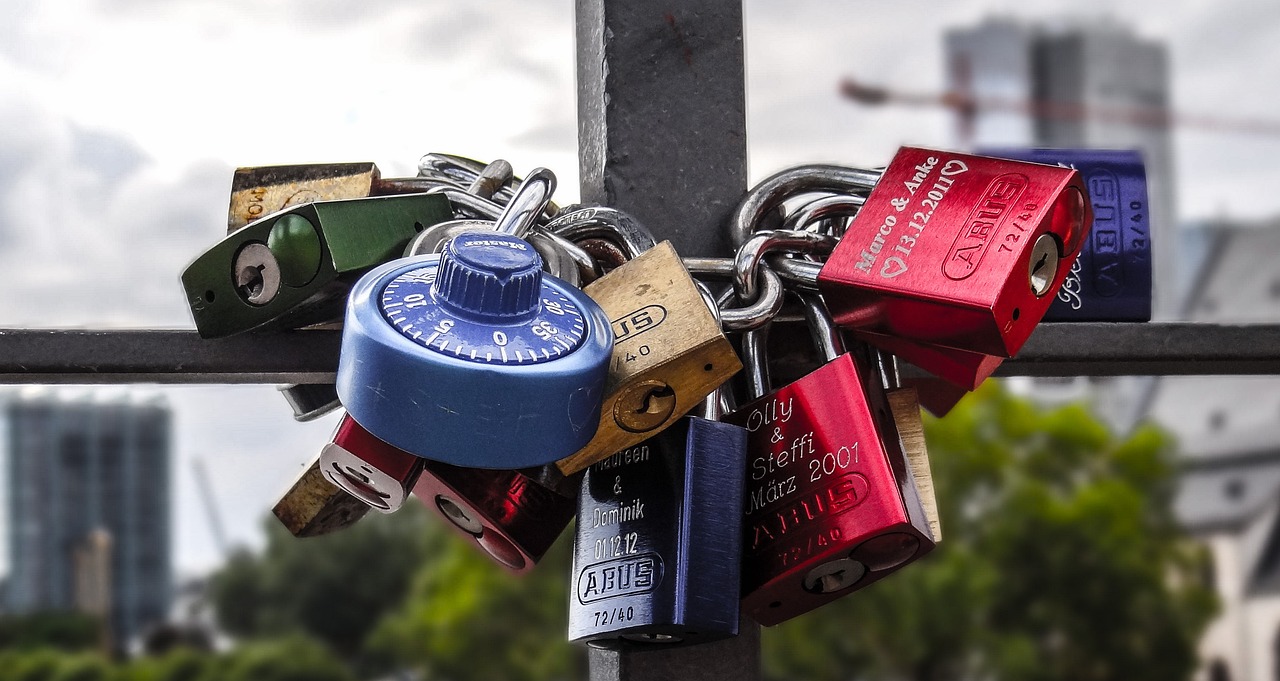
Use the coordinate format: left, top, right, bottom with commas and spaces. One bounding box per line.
948, 18, 1280, 680
945, 17, 1177, 317
1155, 219, 1280, 681
4, 393, 172, 651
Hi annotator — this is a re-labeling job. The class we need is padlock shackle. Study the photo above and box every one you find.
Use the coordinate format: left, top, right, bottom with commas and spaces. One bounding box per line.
694, 281, 734, 421
798, 292, 844, 364
782, 192, 866, 236
732, 229, 837, 302
495, 167, 556, 236
683, 257, 784, 332
741, 323, 771, 400
545, 205, 659, 260
729, 163, 879, 248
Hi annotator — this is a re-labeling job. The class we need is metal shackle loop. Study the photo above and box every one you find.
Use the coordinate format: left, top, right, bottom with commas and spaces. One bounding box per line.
545, 206, 659, 260
694, 281, 733, 421
682, 257, 784, 332
766, 255, 822, 291
529, 229, 598, 286
495, 168, 556, 236
876, 348, 902, 391
741, 323, 771, 401
466, 159, 514, 199
730, 164, 881, 248
798, 292, 845, 364
783, 193, 868, 237
733, 229, 838, 301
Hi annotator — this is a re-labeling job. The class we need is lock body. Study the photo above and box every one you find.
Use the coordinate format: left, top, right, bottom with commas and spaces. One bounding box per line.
724, 353, 934, 626
556, 242, 742, 475
272, 458, 370, 537
817, 147, 1092, 357
413, 463, 575, 572
183, 193, 453, 338
569, 417, 747, 647
851, 328, 1002, 391
320, 414, 425, 513
338, 232, 613, 469
978, 148, 1152, 321
227, 163, 380, 234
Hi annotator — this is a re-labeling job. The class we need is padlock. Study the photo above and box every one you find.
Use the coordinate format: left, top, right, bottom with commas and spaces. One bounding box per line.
874, 350, 941, 543
183, 192, 453, 338
899, 371, 970, 418
227, 163, 380, 234
337, 170, 613, 469
722, 296, 934, 626
412, 462, 575, 572
816, 146, 1092, 358
277, 383, 342, 422
554, 240, 742, 475
568, 288, 747, 646
320, 414, 424, 513
766, 255, 1003, 392
272, 458, 370, 538
228, 159, 516, 235
977, 148, 1152, 322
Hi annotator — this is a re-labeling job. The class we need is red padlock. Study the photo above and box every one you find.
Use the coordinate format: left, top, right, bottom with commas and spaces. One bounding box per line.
723, 295, 934, 626
413, 462, 576, 573
320, 414, 425, 513
817, 147, 1090, 358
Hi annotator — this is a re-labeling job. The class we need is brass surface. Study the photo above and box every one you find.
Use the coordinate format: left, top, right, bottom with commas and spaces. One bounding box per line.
556, 242, 741, 474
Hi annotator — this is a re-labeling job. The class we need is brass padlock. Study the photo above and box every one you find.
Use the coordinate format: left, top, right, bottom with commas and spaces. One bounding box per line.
876, 351, 941, 543
228, 163, 381, 234
555, 241, 741, 475
272, 457, 370, 538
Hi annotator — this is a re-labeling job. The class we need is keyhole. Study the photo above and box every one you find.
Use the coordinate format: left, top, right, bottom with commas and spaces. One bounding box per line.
613, 380, 678, 433
239, 264, 266, 299
231, 242, 282, 305
802, 558, 867, 594
1027, 233, 1060, 297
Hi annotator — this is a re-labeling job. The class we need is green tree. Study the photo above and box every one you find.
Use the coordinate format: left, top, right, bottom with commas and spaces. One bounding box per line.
369, 533, 585, 681
208, 500, 442, 665
211, 637, 353, 681
0, 613, 101, 653
761, 383, 1218, 681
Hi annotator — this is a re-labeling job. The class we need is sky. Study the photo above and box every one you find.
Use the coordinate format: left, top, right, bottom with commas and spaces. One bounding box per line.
0, 0, 1276, 576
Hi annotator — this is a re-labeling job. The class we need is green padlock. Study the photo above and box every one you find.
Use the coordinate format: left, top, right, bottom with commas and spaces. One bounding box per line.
182, 192, 453, 338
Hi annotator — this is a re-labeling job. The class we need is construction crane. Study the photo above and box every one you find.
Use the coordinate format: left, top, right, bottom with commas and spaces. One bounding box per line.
191, 457, 229, 558
839, 75, 1280, 145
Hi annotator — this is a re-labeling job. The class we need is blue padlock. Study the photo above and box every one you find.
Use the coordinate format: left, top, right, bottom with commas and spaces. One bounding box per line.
337, 229, 613, 469
569, 285, 746, 648
568, 407, 747, 647
978, 148, 1152, 321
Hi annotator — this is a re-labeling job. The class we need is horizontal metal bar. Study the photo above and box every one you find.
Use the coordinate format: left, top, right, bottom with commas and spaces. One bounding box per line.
0, 324, 1276, 384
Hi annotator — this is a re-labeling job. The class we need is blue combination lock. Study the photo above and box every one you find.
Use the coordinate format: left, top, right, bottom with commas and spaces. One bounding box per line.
978, 148, 1152, 321
337, 231, 613, 469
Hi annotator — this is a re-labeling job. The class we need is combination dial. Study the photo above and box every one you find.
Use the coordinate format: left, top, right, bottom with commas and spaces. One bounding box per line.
379, 233, 587, 364
337, 232, 613, 469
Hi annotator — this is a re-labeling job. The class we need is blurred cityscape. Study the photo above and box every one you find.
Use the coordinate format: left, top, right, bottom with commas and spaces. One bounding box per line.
0, 6, 1277, 681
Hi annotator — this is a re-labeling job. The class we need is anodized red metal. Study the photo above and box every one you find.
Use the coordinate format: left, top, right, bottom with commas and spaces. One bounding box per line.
723, 353, 934, 626
412, 462, 575, 573
900, 373, 970, 418
320, 414, 424, 513
817, 147, 1091, 358
852, 328, 1003, 391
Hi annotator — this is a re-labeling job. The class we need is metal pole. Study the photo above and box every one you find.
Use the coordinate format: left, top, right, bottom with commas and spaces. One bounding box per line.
577, 0, 760, 679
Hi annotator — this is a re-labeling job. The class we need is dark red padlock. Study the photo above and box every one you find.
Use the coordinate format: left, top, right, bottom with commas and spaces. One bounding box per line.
723, 296, 934, 626
817, 146, 1091, 358
320, 413, 425, 513
851, 328, 1002, 392
413, 462, 576, 573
